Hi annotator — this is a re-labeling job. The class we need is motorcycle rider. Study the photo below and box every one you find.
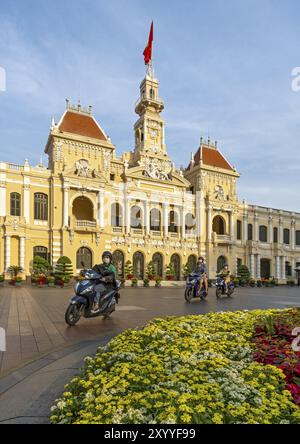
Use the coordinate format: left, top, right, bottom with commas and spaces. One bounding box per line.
91, 251, 117, 314
194, 256, 209, 295
216, 263, 231, 293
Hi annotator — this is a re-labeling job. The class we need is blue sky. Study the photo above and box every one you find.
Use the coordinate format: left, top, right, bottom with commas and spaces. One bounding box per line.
1, 0, 300, 211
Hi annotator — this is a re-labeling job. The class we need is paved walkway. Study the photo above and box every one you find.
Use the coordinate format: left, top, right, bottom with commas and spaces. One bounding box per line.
0, 284, 299, 423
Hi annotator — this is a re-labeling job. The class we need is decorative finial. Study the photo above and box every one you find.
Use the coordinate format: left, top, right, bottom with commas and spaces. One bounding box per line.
65, 98, 69, 109
78, 99, 81, 112
190, 152, 195, 166
200, 136, 203, 146
88, 105, 92, 114
207, 136, 210, 146
51, 116, 55, 128
215, 140, 218, 148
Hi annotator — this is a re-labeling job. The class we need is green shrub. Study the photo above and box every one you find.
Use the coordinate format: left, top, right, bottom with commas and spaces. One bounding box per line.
55, 256, 73, 282
238, 265, 250, 286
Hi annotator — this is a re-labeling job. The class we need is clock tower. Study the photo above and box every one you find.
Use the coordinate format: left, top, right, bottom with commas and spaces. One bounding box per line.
132, 73, 170, 166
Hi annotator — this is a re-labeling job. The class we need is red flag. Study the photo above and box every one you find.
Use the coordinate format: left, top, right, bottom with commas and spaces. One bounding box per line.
143, 22, 153, 65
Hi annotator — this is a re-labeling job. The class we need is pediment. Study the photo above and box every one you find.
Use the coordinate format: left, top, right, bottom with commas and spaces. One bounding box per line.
63, 159, 107, 183
124, 165, 190, 188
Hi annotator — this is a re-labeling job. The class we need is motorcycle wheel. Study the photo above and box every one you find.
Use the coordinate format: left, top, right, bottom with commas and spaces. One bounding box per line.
216, 288, 222, 298
65, 303, 82, 326
184, 288, 193, 303
227, 287, 234, 297
103, 304, 115, 319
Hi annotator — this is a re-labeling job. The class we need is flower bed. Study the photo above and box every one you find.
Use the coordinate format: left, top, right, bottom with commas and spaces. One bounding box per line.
51, 309, 300, 424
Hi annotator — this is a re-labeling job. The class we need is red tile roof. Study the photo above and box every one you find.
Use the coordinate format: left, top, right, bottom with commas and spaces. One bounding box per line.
193, 146, 234, 171
58, 111, 107, 141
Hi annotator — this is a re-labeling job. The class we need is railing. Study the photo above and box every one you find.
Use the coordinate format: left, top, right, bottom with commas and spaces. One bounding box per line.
215, 234, 231, 243
75, 220, 97, 228
150, 230, 162, 237
170, 232, 179, 238
132, 228, 143, 235
8, 163, 23, 171
135, 96, 164, 108
112, 226, 123, 233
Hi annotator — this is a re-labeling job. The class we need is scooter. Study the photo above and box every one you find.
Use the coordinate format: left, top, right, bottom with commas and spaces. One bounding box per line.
65, 268, 121, 326
215, 275, 235, 298
185, 272, 208, 302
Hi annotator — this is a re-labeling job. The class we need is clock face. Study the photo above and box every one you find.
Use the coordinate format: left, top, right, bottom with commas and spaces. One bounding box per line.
150, 129, 157, 139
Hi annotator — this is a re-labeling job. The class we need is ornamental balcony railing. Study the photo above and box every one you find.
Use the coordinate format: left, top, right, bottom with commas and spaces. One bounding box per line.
215, 234, 232, 243
75, 220, 97, 229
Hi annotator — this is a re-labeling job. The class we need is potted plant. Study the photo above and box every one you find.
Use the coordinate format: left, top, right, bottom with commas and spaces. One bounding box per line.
166, 263, 175, 281
7, 265, 23, 286
238, 265, 250, 286
249, 278, 256, 287
146, 262, 156, 281
0, 274, 4, 286
15, 276, 23, 286
143, 278, 150, 287
55, 256, 73, 285
183, 262, 193, 279
47, 276, 55, 287
233, 276, 240, 288
125, 261, 134, 280
37, 274, 47, 287
256, 279, 263, 287
55, 278, 64, 287
155, 276, 162, 288
131, 277, 138, 287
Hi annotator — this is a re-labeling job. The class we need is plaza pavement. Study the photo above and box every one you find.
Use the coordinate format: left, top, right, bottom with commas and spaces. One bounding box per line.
0, 283, 299, 423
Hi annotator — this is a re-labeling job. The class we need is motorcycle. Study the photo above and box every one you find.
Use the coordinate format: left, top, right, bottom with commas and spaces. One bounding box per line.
215, 275, 235, 298
65, 268, 121, 326
185, 272, 208, 302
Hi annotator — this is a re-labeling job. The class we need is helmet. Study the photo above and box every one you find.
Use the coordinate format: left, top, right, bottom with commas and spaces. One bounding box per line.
224, 263, 228, 268
102, 251, 112, 262
198, 256, 204, 262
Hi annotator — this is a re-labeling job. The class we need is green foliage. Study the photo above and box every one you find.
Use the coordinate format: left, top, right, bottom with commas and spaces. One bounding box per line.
166, 262, 175, 278
238, 265, 250, 285
125, 260, 134, 279
55, 256, 73, 281
183, 262, 193, 278
146, 261, 156, 279
7, 265, 23, 279
143, 278, 150, 287
32, 256, 51, 275
0, 274, 4, 282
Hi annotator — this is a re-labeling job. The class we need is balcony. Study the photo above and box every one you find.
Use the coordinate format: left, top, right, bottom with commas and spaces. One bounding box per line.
112, 226, 123, 233
150, 230, 162, 237
75, 220, 97, 231
215, 234, 232, 244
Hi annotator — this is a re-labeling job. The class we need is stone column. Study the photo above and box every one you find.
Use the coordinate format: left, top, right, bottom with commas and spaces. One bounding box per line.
23, 183, 30, 223
0, 180, 6, 217
125, 197, 131, 234
229, 210, 234, 241
207, 205, 213, 242
291, 219, 296, 250
243, 214, 248, 244
97, 190, 105, 228
254, 212, 259, 242
163, 202, 169, 237
276, 256, 281, 279
144, 200, 150, 235
256, 254, 261, 279
268, 214, 273, 244
63, 185, 69, 227
19, 236, 25, 270
250, 254, 255, 278
181, 208, 186, 239
5, 235, 11, 271
281, 256, 286, 280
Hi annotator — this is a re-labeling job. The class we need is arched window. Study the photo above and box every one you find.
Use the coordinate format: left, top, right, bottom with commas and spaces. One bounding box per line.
34, 193, 48, 220
149, 88, 155, 99
10, 192, 21, 216
185, 213, 196, 234
131, 205, 143, 229
273, 227, 278, 243
111, 203, 123, 227
72, 196, 93, 221
150, 209, 161, 231
259, 225, 268, 243
248, 223, 253, 241
217, 255, 227, 272
76, 247, 92, 269
261, 259, 271, 279
187, 255, 197, 271
133, 251, 144, 279
33, 246, 48, 261
168, 210, 179, 233
284, 229, 290, 245
112, 250, 125, 278
152, 253, 163, 277
212, 216, 226, 235
171, 254, 181, 280
237, 220, 242, 240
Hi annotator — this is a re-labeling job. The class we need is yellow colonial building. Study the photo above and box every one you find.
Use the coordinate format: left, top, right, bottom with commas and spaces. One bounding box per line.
1, 70, 300, 283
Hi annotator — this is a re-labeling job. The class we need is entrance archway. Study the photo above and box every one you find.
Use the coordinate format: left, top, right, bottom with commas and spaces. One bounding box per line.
261, 259, 271, 279
112, 250, 125, 278
152, 252, 163, 277
72, 196, 94, 221
133, 251, 145, 279
171, 254, 181, 280
217, 255, 227, 272
76, 247, 92, 269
